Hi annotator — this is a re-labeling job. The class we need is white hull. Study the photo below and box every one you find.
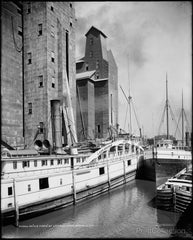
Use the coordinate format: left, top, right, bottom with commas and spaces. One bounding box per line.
1, 139, 144, 222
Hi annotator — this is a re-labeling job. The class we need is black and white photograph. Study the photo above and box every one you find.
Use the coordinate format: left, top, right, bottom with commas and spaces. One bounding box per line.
1, 1, 192, 238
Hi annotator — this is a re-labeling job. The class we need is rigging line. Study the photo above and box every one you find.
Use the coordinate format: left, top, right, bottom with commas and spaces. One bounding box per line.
64, 105, 74, 144
127, 54, 132, 134
124, 102, 129, 131
131, 101, 141, 131
158, 105, 166, 135
120, 85, 131, 133
63, 104, 75, 127
174, 111, 182, 138
168, 105, 181, 137
183, 110, 191, 131
11, 16, 23, 53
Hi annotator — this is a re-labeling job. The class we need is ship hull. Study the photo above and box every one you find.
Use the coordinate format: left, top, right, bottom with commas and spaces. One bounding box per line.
2, 169, 136, 225
155, 158, 191, 186
1, 154, 140, 225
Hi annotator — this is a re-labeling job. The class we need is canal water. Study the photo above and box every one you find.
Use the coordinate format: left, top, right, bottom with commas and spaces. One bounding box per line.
2, 178, 189, 238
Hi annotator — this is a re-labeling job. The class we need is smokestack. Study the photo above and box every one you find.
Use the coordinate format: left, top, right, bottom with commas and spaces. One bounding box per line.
51, 100, 62, 153
185, 131, 189, 147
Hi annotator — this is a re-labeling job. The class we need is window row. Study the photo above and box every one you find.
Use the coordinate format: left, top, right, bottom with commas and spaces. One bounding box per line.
12, 157, 86, 169
27, 3, 72, 14
27, 52, 55, 65
26, 75, 56, 92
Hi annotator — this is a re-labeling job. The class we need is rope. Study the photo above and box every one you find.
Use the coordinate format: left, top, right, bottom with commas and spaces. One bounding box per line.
183, 110, 191, 131
169, 105, 181, 137
131, 101, 141, 131
124, 102, 128, 131
158, 105, 166, 135
174, 111, 182, 138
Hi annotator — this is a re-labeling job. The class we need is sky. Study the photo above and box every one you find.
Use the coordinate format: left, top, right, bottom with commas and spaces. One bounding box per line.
74, 1, 192, 139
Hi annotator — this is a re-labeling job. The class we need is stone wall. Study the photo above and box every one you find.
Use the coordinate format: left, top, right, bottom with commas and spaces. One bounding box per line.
23, 2, 76, 147
1, 2, 24, 148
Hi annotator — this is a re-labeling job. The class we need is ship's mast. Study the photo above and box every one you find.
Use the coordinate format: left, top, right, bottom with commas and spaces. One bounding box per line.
166, 73, 169, 139
182, 90, 184, 147
127, 55, 132, 135
111, 93, 113, 125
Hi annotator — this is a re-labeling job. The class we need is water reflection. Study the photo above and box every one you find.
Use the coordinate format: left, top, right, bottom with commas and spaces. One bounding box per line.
2, 179, 182, 238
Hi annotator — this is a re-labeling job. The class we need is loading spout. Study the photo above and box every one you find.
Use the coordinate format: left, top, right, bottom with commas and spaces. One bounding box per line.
1, 140, 15, 150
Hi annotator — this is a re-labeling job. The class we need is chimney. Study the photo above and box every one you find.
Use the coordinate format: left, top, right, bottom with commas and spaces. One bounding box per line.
51, 100, 62, 153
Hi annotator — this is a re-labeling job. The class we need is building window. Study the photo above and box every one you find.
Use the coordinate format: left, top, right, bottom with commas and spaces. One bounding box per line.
13, 161, 17, 169
90, 38, 93, 45
97, 125, 101, 133
70, 22, 72, 27
70, 3, 72, 8
76, 158, 81, 163
96, 73, 99, 79
18, 26, 22, 36
52, 77, 55, 88
50, 159, 54, 165
51, 5, 54, 11
8, 187, 13, 196
34, 160, 37, 167
38, 24, 42, 36
89, 51, 93, 58
27, 52, 32, 64
127, 160, 131, 166
85, 63, 89, 71
51, 25, 55, 37
96, 60, 99, 69
8, 203, 13, 208
51, 51, 55, 63
39, 177, 49, 190
39, 75, 43, 87
39, 122, 44, 133
28, 102, 32, 114
60, 178, 62, 185
27, 2, 31, 14
28, 184, 31, 192
41, 160, 47, 166
99, 167, 105, 175
23, 161, 30, 168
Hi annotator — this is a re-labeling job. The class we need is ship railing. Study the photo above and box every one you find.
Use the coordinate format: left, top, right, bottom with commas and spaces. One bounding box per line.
76, 151, 140, 170
156, 151, 191, 159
